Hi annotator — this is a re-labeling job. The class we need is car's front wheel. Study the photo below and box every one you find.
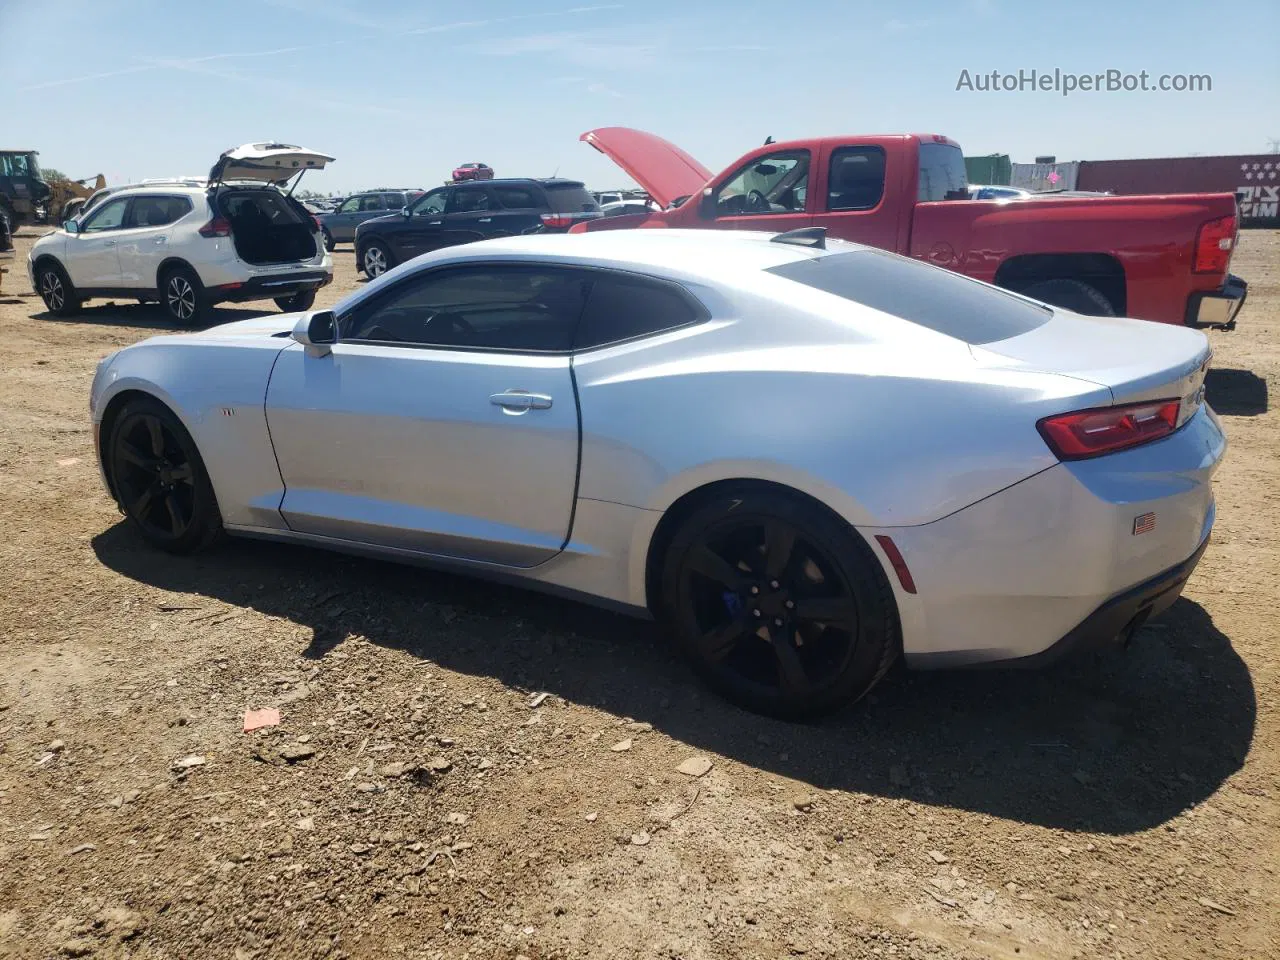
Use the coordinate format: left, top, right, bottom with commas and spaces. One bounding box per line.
275, 290, 316, 312
36, 262, 82, 317
321, 228, 335, 252
659, 486, 900, 719
361, 241, 393, 279
160, 265, 209, 327
107, 396, 222, 554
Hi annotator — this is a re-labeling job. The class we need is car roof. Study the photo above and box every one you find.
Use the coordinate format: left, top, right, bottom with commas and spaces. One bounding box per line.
450, 178, 584, 188
405, 229, 828, 284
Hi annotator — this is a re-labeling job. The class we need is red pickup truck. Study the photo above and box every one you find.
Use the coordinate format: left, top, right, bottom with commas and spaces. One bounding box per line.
575, 127, 1247, 329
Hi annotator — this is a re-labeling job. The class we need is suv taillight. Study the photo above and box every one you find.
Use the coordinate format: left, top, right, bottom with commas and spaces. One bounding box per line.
1037, 400, 1181, 460
1193, 214, 1235, 274
540, 213, 575, 229
198, 217, 232, 238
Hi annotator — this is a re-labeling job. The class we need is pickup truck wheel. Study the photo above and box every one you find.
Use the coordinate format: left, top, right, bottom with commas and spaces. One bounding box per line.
1021, 278, 1116, 316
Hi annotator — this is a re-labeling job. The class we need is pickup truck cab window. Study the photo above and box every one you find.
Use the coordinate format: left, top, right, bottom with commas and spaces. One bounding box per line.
714, 150, 810, 217
827, 147, 886, 211
917, 142, 969, 202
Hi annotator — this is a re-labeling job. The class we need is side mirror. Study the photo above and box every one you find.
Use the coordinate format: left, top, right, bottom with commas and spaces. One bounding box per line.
64, 219, 80, 235
400, 206, 411, 217
697, 188, 717, 220
292, 310, 336, 357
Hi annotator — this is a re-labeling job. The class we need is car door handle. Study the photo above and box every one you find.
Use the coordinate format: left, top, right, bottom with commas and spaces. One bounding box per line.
427, 220, 442, 226
478, 217, 492, 223
103, 239, 116, 246
154, 236, 167, 245
490, 391, 553, 411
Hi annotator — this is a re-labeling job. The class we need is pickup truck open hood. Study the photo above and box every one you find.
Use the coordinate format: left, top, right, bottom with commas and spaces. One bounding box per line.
209, 142, 334, 186
580, 127, 712, 208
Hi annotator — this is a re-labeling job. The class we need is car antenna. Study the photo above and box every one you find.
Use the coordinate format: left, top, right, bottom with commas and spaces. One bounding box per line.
771, 226, 826, 249
764, 136, 774, 145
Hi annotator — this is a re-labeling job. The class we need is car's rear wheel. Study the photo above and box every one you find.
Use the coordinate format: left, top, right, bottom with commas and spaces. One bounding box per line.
275, 290, 316, 312
1021, 278, 1116, 316
36, 262, 81, 317
361, 241, 393, 279
660, 487, 899, 719
107, 397, 222, 554
160, 265, 208, 327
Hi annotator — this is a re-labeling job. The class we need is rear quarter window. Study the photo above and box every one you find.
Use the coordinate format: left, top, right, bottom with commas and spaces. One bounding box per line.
575, 274, 705, 349
917, 143, 969, 202
766, 250, 1051, 345
544, 183, 601, 213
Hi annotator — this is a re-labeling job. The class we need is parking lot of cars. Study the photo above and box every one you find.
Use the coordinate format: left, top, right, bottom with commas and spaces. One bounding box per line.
0, 119, 1277, 958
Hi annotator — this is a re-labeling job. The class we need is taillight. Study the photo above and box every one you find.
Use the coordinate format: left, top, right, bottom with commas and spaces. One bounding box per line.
310, 215, 321, 232
540, 213, 575, 229
1193, 214, 1235, 274
1037, 399, 1181, 460
198, 217, 232, 238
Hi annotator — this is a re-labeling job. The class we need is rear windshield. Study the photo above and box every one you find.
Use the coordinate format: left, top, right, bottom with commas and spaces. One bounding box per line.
543, 182, 601, 213
766, 249, 1051, 345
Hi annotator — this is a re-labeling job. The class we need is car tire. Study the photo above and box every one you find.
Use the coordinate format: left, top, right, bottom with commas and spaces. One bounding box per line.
275, 290, 316, 312
322, 228, 335, 252
106, 396, 223, 555
659, 485, 900, 720
1021, 278, 1116, 316
36, 261, 82, 317
360, 241, 393, 279
160, 265, 208, 327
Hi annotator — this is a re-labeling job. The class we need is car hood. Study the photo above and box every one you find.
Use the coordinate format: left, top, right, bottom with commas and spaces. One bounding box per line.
209, 142, 334, 186
579, 127, 712, 208
178, 315, 301, 340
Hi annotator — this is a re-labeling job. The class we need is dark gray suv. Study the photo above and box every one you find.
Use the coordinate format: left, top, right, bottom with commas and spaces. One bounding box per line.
319, 189, 422, 250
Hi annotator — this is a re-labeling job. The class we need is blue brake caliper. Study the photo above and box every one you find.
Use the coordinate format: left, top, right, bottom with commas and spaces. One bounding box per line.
723, 591, 743, 617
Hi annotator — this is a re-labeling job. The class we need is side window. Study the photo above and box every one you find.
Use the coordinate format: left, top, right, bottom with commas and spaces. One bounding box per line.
338, 197, 361, 214
81, 197, 129, 232
714, 151, 810, 217
575, 274, 705, 350
125, 195, 192, 228
450, 188, 491, 214
340, 266, 588, 352
917, 142, 969, 202
359, 195, 385, 212
385, 193, 406, 209
494, 186, 537, 209
412, 189, 449, 217
826, 146, 886, 212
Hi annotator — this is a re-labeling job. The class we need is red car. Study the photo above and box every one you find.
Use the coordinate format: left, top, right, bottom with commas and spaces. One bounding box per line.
451, 162, 494, 183
575, 127, 1246, 329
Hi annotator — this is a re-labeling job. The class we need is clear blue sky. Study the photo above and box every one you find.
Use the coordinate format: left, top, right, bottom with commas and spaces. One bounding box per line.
3, 0, 1277, 194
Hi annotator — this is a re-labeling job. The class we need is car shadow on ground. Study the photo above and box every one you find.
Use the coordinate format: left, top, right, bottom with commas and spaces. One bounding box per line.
92, 525, 1255, 835
33, 301, 270, 330
1206, 367, 1268, 416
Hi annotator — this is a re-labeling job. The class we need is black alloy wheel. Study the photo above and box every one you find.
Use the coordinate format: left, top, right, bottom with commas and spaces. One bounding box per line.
662, 489, 898, 719
108, 399, 221, 553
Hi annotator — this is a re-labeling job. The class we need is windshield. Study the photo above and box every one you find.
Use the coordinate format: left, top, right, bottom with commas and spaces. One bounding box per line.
0, 152, 41, 178
767, 249, 1051, 345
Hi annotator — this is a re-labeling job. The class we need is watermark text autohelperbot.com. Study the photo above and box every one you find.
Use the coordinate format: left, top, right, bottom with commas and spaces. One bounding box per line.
956, 69, 1212, 96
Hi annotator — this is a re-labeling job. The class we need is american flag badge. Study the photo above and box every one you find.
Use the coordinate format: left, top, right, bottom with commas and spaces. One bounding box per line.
1133, 512, 1156, 536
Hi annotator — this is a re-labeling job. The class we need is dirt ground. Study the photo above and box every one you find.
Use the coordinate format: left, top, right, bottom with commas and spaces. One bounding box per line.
0, 231, 1276, 960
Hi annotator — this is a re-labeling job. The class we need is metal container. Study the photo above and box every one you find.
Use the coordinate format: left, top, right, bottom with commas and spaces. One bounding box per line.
1076, 155, 1280, 227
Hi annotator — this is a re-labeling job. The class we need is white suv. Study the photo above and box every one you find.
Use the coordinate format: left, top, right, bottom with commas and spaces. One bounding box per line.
29, 143, 334, 326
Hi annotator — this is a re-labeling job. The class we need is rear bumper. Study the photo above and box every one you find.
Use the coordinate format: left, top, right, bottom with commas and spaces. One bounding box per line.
976, 533, 1210, 668
1186, 273, 1247, 330
211, 270, 331, 304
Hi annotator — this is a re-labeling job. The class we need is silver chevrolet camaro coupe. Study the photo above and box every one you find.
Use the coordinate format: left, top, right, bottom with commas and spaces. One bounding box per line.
89, 228, 1225, 718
